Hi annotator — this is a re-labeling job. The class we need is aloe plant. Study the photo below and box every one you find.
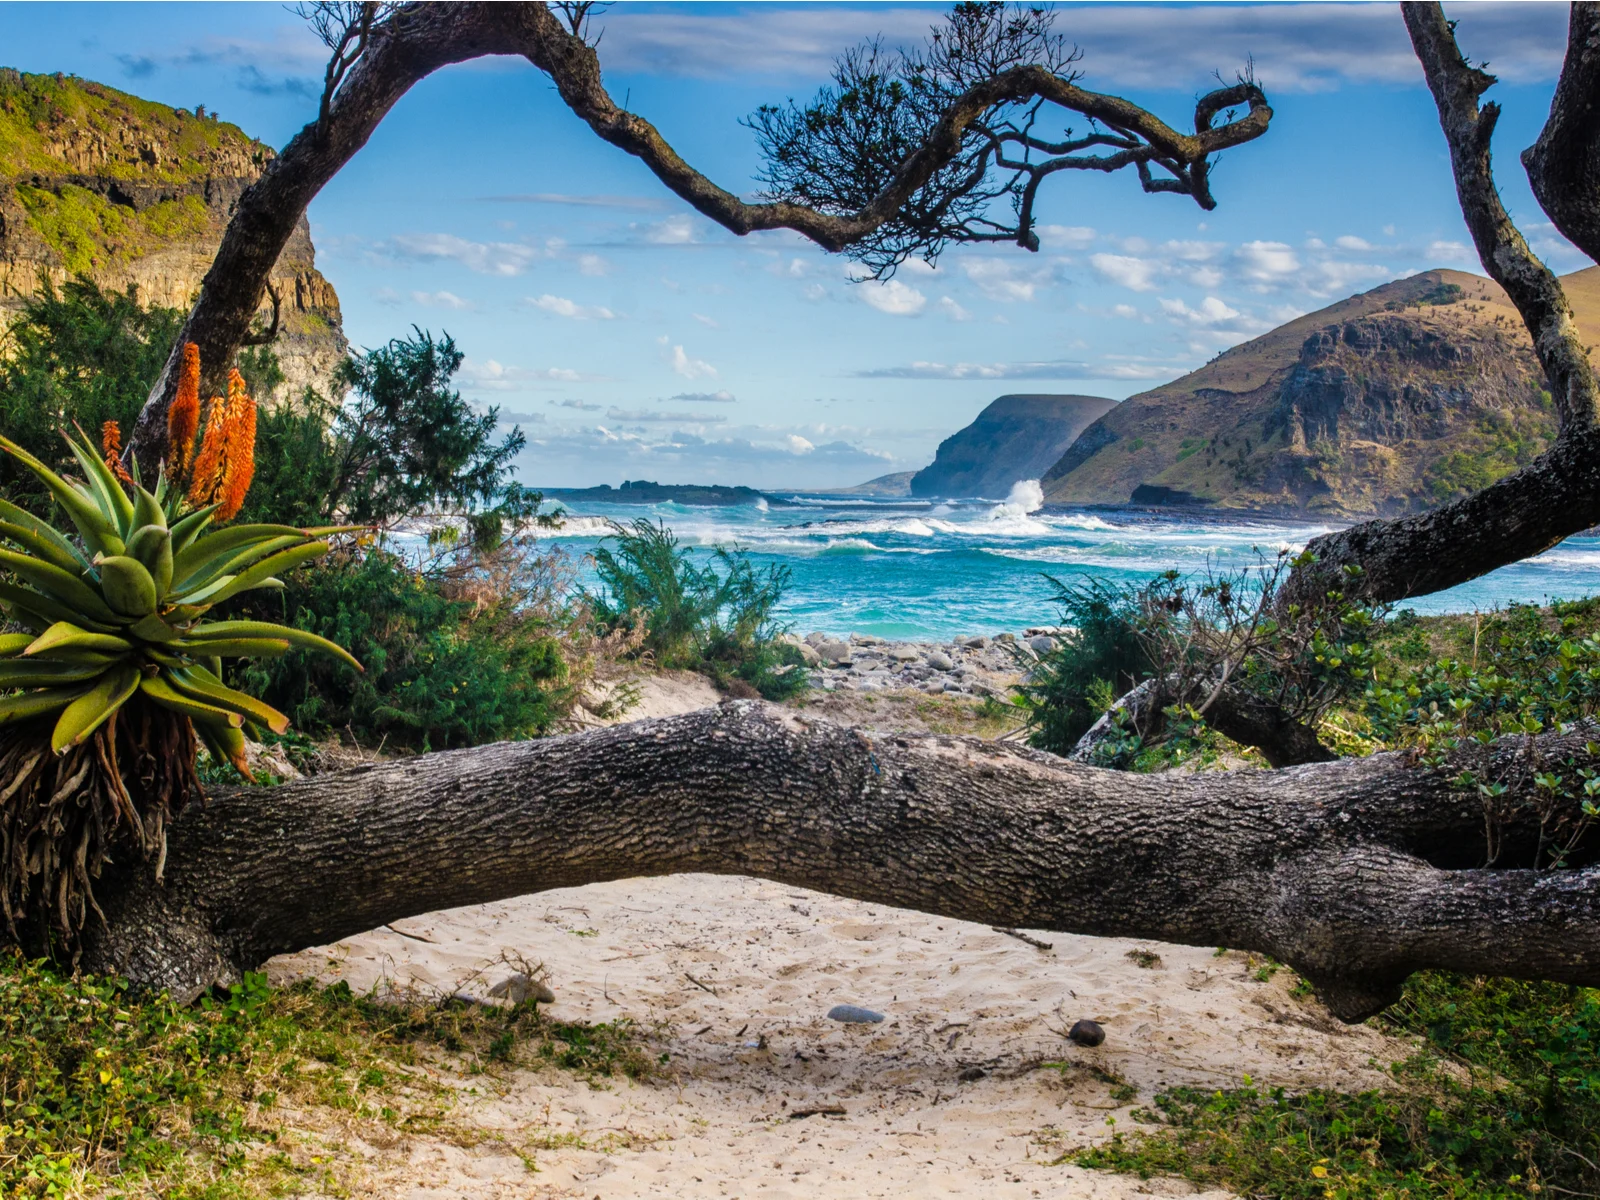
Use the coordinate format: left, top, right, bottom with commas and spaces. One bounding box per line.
0, 429, 360, 776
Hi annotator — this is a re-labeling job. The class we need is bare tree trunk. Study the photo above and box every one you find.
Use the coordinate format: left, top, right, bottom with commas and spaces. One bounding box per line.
79, 703, 1600, 1025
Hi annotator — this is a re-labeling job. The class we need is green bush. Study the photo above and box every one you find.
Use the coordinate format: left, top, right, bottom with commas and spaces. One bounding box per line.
240, 540, 576, 751
1012, 574, 1152, 754
0, 277, 180, 509
588, 519, 806, 700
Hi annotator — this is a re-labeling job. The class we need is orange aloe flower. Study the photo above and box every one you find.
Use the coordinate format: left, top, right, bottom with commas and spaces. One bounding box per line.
100, 420, 134, 486
168, 342, 201, 477
215, 370, 257, 521
187, 394, 228, 508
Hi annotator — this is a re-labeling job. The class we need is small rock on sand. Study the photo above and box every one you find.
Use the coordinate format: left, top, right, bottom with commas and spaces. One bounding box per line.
1068, 1018, 1106, 1047
827, 1004, 885, 1023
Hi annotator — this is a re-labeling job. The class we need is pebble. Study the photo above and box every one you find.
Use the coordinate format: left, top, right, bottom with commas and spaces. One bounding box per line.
888, 645, 920, 662
926, 650, 954, 670
1067, 1019, 1105, 1047
1029, 635, 1058, 653
827, 1004, 885, 1024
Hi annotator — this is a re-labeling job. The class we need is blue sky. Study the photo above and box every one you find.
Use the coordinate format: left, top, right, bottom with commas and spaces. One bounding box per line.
0, 2, 1584, 488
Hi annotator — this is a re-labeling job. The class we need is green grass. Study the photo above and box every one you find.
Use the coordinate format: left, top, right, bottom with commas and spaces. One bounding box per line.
1073, 972, 1600, 1199
0, 950, 659, 1198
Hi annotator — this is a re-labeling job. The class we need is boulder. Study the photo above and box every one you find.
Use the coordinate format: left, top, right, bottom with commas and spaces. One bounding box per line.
926, 650, 954, 671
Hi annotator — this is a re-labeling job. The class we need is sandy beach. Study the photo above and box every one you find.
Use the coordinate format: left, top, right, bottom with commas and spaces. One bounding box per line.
262, 660, 1417, 1199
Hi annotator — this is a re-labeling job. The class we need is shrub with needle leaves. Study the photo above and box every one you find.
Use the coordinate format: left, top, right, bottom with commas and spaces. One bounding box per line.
0, 345, 360, 958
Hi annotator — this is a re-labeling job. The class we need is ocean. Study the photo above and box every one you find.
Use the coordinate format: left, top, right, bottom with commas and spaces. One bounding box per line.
536, 482, 1600, 642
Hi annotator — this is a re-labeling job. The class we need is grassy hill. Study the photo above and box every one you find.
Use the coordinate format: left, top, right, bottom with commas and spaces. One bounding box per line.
0, 68, 345, 401
1043, 268, 1600, 516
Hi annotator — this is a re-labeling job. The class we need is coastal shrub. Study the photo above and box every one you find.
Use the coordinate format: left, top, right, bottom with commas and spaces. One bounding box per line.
1075, 970, 1600, 1199
0, 948, 656, 1198
0, 277, 180, 508
1012, 574, 1151, 754
588, 518, 806, 700
240, 538, 578, 751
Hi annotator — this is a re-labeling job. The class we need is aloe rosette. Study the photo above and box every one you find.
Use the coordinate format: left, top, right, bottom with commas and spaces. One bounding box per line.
0, 429, 361, 776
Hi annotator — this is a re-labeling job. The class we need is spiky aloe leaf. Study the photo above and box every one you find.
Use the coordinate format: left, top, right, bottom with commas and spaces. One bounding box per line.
65, 430, 135, 536
0, 435, 124, 556
168, 665, 290, 735
0, 549, 122, 625
51, 665, 140, 752
182, 620, 363, 672
24, 622, 133, 659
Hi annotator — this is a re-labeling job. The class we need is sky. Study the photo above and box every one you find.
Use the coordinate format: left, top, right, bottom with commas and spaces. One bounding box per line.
0, 1, 1587, 488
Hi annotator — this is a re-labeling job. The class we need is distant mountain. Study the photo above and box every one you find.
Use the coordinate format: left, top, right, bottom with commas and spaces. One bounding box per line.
0, 69, 346, 403
820, 471, 917, 497
911, 394, 1117, 499
541, 480, 783, 507
1042, 268, 1600, 516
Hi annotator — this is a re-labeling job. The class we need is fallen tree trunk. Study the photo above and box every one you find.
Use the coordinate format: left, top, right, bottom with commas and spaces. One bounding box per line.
79, 702, 1599, 1024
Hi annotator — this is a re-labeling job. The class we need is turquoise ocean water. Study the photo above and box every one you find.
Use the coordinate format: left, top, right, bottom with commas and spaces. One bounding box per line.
537, 487, 1600, 642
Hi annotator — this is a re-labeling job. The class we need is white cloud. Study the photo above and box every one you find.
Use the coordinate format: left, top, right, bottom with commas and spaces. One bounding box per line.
577, 254, 611, 277
1160, 295, 1242, 326
384, 233, 541, 276
585, 3, 1564, 91
526, 294, 617, 320
859, 279, 927, 315
460, 358, 588, 389
608, 407, 728, 424
938, 296, 971, 321
640, 214, 698, 244
1090, 253, 1159, 292
1039, 224, 1097, 249
671, 390, 737, 403
1112, 303, 1144, 320
557, 398, 604, 411
855, 359, 1174, 381
692, 312, 719, 327
659, 337, 718, 379
1233, 241, 1302, 287
960, 258, 1049, 303
1335, 235, 1375, 251
786, 435, 816, 454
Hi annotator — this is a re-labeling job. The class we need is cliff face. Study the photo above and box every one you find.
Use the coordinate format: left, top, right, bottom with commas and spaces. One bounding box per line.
911, 393, 1117, 499
0, 69, 345, 404
1042, 269, 1600, 516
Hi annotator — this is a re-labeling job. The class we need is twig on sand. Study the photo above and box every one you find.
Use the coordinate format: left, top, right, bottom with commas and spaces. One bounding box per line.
994, 926, 1054, 951
789, 1105, 847, 1120
685, 972, 718, 996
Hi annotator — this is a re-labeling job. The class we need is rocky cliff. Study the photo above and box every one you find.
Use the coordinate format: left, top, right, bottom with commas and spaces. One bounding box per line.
911, 393, 1117, 499
1041, 269, 1600, 517
0, 69, 345, 404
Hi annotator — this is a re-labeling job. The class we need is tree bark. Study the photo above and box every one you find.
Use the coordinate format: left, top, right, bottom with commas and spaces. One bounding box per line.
126, 1, 1272, 467
1284, 2, 1600, 609
79, 702, 1600, 1025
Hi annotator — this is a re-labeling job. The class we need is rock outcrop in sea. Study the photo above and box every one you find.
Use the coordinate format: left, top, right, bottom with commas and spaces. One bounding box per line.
910, 393, 1117, 499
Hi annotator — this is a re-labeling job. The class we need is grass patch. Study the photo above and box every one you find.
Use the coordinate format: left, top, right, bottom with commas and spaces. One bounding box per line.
1072, 972, 1600, 1199
0, 950, 659, 1198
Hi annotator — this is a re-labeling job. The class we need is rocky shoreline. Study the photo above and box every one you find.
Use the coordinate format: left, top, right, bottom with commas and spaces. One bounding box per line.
786, 629, 1067, 695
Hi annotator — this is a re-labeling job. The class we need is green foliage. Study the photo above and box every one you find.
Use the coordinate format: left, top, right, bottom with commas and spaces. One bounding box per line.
241, 542, 575, 751
0, 949, 656, 1197
322, 330, 544, 549
588, 519, 806, 700
1012, 574, 1151, 754
0, 278, 181, 510
1075, 971, 1600, 1199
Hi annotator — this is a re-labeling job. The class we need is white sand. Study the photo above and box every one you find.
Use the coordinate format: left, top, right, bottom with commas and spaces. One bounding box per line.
269, 874, 1413, 1199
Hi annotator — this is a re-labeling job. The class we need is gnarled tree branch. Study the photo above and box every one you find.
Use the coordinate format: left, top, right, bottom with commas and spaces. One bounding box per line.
127, 1, 1272, 466
78, 703, 1600, 1024
1286, 2, 1600, 608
